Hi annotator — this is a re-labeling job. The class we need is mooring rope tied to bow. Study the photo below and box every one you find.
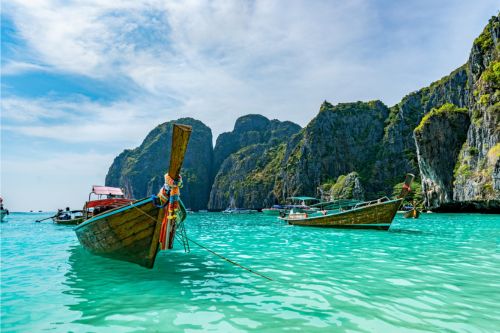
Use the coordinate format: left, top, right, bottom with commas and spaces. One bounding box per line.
126, 171, 271, 281
155, 173, 183, 250
187, 237, 273, 281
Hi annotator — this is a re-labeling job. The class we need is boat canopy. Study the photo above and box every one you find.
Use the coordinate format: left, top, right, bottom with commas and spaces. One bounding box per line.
310, 199, 362, 210
91, 186, 124, 196
85, 198, 131, 209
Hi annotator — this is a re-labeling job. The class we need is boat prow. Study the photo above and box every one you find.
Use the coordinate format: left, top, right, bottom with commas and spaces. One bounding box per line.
75, 197, 186, 268
74, 123, 192, 268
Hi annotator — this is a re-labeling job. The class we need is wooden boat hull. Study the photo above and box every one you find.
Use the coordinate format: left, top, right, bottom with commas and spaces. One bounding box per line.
53, 216, 86, 225
75, 197, 185, 268
404, 209, 420, 219
282, 199, 402, 229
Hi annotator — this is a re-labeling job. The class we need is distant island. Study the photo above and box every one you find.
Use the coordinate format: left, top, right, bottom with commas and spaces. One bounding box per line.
106, 14, 499, 213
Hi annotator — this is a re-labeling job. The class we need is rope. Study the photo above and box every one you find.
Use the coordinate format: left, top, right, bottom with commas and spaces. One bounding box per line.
128, 197, 271, 281
187, 237, 273, 281
157, 174, 183, 250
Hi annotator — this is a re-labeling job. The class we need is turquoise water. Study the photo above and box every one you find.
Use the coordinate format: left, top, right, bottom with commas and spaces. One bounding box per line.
1, 212, 499, 332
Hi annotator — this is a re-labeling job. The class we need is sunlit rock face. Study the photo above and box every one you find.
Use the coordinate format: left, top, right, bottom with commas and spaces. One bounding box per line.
208, 115, 301, 210
105, 118, 213, 210
414, 104, 470, 209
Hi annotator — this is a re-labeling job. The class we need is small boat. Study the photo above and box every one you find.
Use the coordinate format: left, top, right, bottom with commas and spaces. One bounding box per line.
404, 208, 420, 219
264, 197, 322, 217
286, 196, 321, 211
279, 174, 414, 230
198, 209, 208, 213
223, 207, 258, 214
262, 205, 285, 215
83, 186, 134, 219
75, 124, 192, 268
0, 197, 9, 222
222, 197, 257, 214
53, 209, 85, 225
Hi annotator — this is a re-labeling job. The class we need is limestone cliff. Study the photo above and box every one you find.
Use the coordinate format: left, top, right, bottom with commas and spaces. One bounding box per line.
414, 104, 470, 209
371, 66, 469, 198
453, 15, 500, 203
212, 114, 300, 177
104, 14, 499, 212
319, 172, 365, 201
208, 115, 300, 210
274, 100, 389, 201
105, 118, 213, 210
412, 14, 499, 209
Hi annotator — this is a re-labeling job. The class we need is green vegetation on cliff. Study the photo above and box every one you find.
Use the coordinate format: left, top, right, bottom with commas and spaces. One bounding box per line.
208, 115, 301, 210
273, 100, 389, 202
105, 14, 500, 211
414, 103, 468, 133
106, 118, 213, 210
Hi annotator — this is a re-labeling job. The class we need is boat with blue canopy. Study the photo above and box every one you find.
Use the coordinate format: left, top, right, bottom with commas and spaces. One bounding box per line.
279, 174, 414, 230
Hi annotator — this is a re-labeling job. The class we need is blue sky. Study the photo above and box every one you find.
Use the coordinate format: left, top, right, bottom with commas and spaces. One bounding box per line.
1, 0, 498, 211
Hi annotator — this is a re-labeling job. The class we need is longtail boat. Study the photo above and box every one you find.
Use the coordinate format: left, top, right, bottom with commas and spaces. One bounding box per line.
83, 186, 134, 219
263, 197, 322, 216
279, 174, 414, 230
222, 197, 257, 214
75, 124, 192, 268
53, 209, 85, 225
262, 205, 285, 216
404, 208, 420, 219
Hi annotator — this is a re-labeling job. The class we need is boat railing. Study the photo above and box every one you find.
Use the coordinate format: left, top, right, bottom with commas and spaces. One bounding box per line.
353, 196, 390, 209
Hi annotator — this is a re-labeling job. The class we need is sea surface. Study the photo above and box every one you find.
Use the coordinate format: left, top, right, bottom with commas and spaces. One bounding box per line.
1, 212, 499, 332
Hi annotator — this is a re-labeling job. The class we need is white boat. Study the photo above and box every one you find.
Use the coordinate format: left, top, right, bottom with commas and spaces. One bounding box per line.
223, 197, 257, 214
222, 207, 258, 214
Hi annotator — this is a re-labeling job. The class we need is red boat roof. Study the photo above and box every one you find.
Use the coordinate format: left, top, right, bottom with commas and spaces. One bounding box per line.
85, 198, 132, 208
92, 186, 124, 196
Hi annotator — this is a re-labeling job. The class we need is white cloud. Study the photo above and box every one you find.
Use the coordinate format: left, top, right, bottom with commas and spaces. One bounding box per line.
1, 96, 177, 144
1, 0, 499, 210
4, 0, 498, 139
1, 61, 51, 75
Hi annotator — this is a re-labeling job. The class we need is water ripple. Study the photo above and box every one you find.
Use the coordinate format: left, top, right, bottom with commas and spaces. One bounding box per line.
1, 212, 500, 332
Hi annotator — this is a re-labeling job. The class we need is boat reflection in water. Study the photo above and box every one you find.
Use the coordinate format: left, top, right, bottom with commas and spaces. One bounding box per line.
62, 245, 245, 327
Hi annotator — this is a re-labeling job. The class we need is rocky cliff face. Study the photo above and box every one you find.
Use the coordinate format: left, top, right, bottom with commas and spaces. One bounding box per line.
208, 115, 301, 210
105, 118, 213, 210
212, 114, 301, 176
414, 104, 470, 209
411, 14, 499, 209
105, 14, 499, 211
273, 100, 389, 201
453, 15, 500, 203
371, 66, 469, 198
318, 172, 365, 201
